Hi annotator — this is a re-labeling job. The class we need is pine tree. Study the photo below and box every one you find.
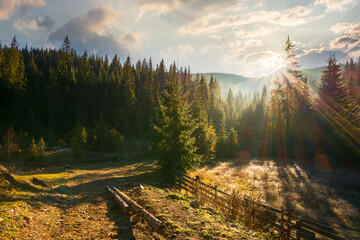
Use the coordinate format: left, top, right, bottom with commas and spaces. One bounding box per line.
276, 37, 313, 156
319, 55, 344, 106
192, 75, 216, 162
225, 127, 238, 157
38, 137, 46, 156
62, 35, 71, 53
29, 137, 38, 158
343, 58, 359, 103
208, 74, 225, 135
152, 64, 199, 179
319, 55, 360, 127
267, 79, 286, 157
121, 56, 136, 117
226, 88, 235, 128
4, 36, 26, 90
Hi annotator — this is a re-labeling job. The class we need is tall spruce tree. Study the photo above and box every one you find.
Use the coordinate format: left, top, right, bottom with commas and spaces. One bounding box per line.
152, 64, 199, 179
192, 75, 216, 162
319, 55, 343, 106
319, 55, 360, 127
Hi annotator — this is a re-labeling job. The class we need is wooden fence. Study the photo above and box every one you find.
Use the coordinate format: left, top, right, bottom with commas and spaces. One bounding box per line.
174, 171, 346, 240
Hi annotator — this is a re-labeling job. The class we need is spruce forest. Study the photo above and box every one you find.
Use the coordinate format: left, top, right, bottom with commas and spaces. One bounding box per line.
1, 36, 359, 173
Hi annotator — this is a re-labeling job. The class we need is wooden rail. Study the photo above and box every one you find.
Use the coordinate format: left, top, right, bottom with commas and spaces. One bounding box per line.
174, 171, 346, 240
106, 186, 164, 231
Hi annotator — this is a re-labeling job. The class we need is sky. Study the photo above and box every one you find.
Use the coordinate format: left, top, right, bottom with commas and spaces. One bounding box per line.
0, 0, 360, 77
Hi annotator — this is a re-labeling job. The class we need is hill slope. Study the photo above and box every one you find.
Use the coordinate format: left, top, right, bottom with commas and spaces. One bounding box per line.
195, 66, 327, 97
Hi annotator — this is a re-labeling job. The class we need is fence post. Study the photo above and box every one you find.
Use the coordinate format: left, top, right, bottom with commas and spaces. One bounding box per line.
214, 185, 217, 206
195, 175, 200, 200
295, 218, 302, 240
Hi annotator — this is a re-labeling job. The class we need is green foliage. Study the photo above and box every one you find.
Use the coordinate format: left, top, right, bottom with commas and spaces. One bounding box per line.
202, 231, 211, 239
0, 35, 358, 166
27, 136, 46, 159
166, 194, 186, 201
71, 126, 88, 159
152, 64, 199, 180
195, 122, 217, 162
217, 127, 238, 157
226, 127, 238, 156
38, 137, 46, 156
91, 120, 125, 152
28, 137, 38, 158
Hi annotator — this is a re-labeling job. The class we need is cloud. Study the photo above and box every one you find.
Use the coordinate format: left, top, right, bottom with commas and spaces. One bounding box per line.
330, 22, 353, 34
314, 0, 354, 12
14, 19, 39, 31
47, 5, 130, 57
85, 5, 117, 34
218, 39, 284, 77
235, 26, 276, 38
0, 0, 45, 20
298, 22, 360, 66
37, 16, 55, 30
221, 50, 284, 77
13, 15, 55, 32
137, 0, 242, 18
160, 44, 195, 63
328, 22, 360, 58
179, 6, 322, 34
137, 0, 181, 18
119, 32, 142, 51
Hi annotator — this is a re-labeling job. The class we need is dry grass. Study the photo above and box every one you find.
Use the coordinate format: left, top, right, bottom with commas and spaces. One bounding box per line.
189, 159, 360, 238
0, 154, 163, 240
1, 152, 268, 240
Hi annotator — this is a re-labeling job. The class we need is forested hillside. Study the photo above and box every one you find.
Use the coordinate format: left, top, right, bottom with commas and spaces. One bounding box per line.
1, 36, 360, 178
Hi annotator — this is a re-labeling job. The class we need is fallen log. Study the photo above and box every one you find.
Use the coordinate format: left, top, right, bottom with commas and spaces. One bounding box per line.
112, 187, 163, 231
106, 186, 130, 214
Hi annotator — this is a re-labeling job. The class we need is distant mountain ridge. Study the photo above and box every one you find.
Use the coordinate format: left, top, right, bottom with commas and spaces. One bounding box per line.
194, 66, 326, 97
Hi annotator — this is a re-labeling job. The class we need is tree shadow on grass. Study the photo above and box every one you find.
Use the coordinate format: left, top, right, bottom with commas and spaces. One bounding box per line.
274, 161, 359, 238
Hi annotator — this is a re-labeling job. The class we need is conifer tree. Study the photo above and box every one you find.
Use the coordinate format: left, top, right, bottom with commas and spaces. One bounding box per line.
38, 137, 46, 156
319, 55, 360, 127
62, 35, 71, 53
319, 55, 343, 105
225, 127, 238, 157
226, 88, 235, 128
192, 75, 216, 162
343, 58, 360, 103
29, 137, 38, 158
152, 64, 199, 179
208, 74, 225, 135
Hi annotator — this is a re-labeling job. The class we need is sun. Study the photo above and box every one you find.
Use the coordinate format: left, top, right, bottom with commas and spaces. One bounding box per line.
260, 53, 287, 75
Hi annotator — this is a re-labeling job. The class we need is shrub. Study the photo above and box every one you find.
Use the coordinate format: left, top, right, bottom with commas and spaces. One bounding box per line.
105, 129, 124, 151
71, 126, 88, 159
91, 121, 124, 152
28, 137, 38, 159
38, 137, 46, 156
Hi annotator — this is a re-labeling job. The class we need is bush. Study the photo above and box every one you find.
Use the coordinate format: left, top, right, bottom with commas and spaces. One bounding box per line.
27, 136, 47, 159
105, 129, 125, 151
28, 137, 38, 159
91, 121, 124, 152
38, 137, 46, 156
70, 126, 88, 159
